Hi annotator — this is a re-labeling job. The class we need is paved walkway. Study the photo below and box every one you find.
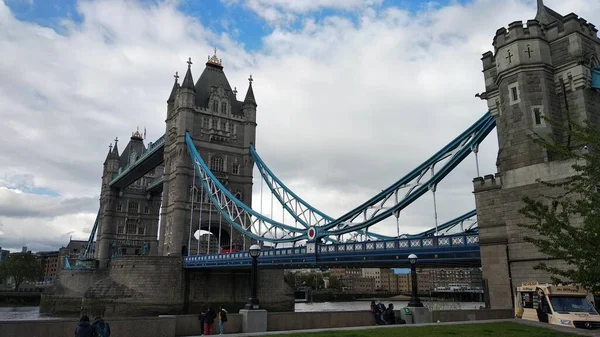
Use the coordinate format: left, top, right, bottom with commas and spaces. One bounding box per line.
184, 319, 600, 336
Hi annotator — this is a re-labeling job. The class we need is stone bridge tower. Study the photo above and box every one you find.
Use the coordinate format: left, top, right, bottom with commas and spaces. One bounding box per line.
474, 0, 600, 309
159, 51, 257, 257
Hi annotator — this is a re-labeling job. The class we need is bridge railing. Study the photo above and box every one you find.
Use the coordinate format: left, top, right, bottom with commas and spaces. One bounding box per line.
184, 233, 479, 267
110, 135, 165, 185
317, 233, 480, 254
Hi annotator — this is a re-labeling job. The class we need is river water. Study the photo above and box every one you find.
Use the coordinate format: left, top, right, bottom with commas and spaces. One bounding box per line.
1, 301, 484, 321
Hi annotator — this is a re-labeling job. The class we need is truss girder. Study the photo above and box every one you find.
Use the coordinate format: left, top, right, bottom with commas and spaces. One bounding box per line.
186, 133, 307, 243
185, 111, 493, 243
322, 113, 495, 236
251, 112, 493, 240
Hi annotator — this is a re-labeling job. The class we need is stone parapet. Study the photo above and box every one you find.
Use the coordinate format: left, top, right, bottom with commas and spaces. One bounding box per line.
493, 20, 545, 50
546, 13, 599, 42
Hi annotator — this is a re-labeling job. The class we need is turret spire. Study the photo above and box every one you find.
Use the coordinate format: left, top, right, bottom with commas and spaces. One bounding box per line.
167, 71, 179, 103
112, 136, 119, 156
181, 57, 195, 90
243, 74, 257, 107
534, 0, 560, 25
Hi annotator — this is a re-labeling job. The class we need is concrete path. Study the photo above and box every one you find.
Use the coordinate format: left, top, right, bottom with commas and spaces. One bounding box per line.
183, 319, 600, 336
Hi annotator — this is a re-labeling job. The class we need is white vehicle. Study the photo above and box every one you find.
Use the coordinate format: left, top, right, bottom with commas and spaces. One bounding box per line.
515, 282, 600, 330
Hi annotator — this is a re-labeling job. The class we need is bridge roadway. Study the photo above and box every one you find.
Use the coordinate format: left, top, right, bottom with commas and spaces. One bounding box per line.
184, 233, 481, 269
109, 135, 165, 190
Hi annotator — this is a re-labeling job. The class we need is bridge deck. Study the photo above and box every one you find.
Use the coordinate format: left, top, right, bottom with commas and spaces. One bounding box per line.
184, 233, 480, 269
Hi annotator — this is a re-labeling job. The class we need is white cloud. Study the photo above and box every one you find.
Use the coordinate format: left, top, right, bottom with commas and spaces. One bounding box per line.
1, 0, 599, 250
227, 0, 383, 25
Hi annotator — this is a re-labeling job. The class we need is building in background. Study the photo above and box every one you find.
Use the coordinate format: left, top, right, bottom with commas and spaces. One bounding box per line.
0, 248, 9, 262
36, 251, 60, 282
361, 268, 381, 290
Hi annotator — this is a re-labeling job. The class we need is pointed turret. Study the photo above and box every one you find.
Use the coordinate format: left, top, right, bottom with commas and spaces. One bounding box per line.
177, 57, 197, 108
243, 74, 257, 107
181, 58, 195, 91
112, 137, 120, 157
103, 143, 114, 165
102, 137, 121, 185
167, 71, 180, 104
534, 0, 562, 25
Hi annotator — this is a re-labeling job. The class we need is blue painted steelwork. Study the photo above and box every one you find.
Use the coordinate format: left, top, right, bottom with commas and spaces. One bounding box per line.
183, 233, 480, 269
81, 211, 100, 259
250, 113, 493, 238
186, 133, 308, 243
410, 210, 477, 238
253, 145, 478, 240
252, 146, 390, 241
186, 113, 493, 243
593, 68, 600, 89
321, 113, 496, 236
109, 134, 165, 186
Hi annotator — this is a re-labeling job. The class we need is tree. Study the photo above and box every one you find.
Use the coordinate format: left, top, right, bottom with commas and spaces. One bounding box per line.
0, 253, 44, 290
328, 275, 342, 290
518, 116, 600, 291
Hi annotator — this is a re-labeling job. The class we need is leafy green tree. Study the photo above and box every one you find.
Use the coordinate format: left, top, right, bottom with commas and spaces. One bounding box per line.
0, 253, 43, 290
519, 117, 600, 291
328, 275, 342, 290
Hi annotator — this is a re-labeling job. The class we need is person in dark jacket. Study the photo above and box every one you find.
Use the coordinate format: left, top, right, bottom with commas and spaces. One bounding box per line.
75, 315, 95, 337
203, 307, 217, 335
382, 303, 396, 324
198, 308, 206, 336
92, 316, 111, 337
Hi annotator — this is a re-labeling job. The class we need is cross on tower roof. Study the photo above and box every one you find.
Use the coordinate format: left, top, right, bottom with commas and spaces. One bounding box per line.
248, 74, 253, 83
187, 57, 193, 68
114, 137, 119, 145
109, 143, 113, 151
174, 71, 179, 81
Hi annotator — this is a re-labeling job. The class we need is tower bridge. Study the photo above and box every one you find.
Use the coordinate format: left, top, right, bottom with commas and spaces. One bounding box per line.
42, 0, 600, 317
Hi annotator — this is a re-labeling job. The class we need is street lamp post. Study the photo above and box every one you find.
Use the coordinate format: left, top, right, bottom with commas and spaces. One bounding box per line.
408, 253, 424, 307
245, 244, 262, 310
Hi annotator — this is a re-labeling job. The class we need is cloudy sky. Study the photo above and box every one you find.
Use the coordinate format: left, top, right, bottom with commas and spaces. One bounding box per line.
1, 0, 598, 252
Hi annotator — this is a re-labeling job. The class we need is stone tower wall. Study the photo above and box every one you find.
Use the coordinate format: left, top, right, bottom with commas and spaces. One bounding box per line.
159, 64, 257, 257
476, 11, 600, 309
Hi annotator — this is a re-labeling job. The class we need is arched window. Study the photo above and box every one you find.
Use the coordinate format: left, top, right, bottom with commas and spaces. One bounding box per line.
221, 102, 227, 114
210, 156, 224, 172
591, 55, 599, 68
232, 163, 240, 175
212, 101, 218, 112
234, 191, 242, 200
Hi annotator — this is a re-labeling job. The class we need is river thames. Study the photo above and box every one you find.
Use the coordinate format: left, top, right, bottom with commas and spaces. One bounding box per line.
1, 301, 484, 321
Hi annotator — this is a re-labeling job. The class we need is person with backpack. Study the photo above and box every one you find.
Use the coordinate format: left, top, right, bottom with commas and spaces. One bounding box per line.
218, 306, 228, 335
92, 316, 111, 337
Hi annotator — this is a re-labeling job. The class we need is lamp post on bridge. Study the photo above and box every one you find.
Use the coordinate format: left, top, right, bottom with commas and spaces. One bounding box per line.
407, 253, 424, 307
245, 244, 262, 310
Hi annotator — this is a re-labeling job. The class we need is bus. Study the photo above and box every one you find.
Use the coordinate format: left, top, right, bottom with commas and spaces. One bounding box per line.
220, 244, 242, 254
515, 282, 600, 330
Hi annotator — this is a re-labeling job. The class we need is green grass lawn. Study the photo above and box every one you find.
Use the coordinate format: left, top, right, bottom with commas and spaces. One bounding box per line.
270, 322, 579, 337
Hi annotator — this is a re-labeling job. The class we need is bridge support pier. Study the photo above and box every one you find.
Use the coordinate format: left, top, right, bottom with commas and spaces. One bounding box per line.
41, 258, 294, 317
